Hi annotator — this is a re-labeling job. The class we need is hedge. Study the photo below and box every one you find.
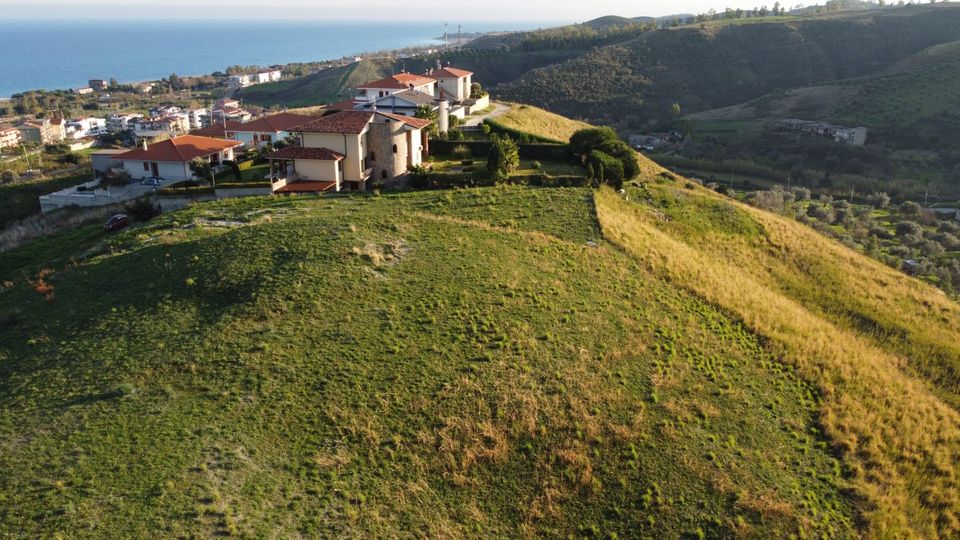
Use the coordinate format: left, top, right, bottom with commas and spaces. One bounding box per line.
430, 140, 570, 160
409, 171, 590, 190
157, 186, 215, 196
216, 182, 272, 189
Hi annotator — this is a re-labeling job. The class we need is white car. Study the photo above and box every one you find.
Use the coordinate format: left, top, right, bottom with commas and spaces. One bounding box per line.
140, 177, 162, 187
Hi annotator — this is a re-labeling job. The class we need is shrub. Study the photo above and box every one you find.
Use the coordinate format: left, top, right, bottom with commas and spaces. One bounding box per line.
866, 192, 891, 209
807, 203, 835, 223
0, 170, 18, 183
124, 198, 159, 222
900, 201, 922, 217
451, 144, 472, 160
487, 134, 520, 181
589, 150, 625, 189
531, 161, 543, 170
896, 221, 923, 237
790, 186, 811, 201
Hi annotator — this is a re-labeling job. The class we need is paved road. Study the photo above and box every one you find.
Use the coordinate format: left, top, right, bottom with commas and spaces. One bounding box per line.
462, 101, 510, 127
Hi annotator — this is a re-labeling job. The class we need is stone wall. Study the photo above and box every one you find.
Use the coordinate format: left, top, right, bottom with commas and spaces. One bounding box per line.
368, 121, 408, 183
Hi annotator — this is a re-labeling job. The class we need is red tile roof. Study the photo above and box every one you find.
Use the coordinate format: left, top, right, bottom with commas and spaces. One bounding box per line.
326, 99, 359, 111
432, 67, 473, 78
267, 146, 344, 161
295, 111, 374, 134
275, 180, 337, 193
378, 112, 433, 130
359, 73, 435, 90
229, 113, 319, 134
191, 120, 244, 139
114, 135, 242, 163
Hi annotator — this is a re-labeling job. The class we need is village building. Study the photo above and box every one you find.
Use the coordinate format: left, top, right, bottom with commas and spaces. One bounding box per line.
777, 119, 868, 146
17, 118, 60, 144
133, 115, 190, 138
108, 113, 143, 132
226, 112, 318, 148
66, 117, 107, 139
113, 135, 243, 181
89, 79, 110, 91
0, 125, 22, 150
266, 110, 431, 193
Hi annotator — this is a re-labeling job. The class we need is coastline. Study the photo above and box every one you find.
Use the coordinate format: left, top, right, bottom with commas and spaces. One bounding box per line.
0, 20, 548, 99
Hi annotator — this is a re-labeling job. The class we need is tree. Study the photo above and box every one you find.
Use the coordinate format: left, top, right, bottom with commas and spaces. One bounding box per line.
190, 158, 213, 183
900, 201, 922, 217
470, 82, 486, 99
109, 78, 119, 89
589, 150, 625, 189
569, 127, 639, 181
414, 104, 439, 136
487, 134, 519, 181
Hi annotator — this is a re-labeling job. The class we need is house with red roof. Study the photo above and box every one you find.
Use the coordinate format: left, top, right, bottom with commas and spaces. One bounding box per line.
225, 112, 320, 148
113, 135, 243, 181
429, 66, 474, 102
267, 110, 432, 193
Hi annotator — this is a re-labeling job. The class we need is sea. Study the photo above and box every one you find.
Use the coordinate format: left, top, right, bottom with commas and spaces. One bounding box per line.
0, 20, 558, 98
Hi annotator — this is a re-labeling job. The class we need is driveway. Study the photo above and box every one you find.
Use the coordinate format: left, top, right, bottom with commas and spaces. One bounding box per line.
462, 100, 510, 127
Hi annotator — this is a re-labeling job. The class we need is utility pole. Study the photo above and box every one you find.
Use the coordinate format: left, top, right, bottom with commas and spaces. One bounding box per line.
458, 24, 462, 49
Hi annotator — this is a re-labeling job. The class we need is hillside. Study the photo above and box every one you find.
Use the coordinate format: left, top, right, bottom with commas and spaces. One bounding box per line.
489, 103, 592, 143
498, 4, 960, 122
2, 143, 960, 536
237, 59, 394, 108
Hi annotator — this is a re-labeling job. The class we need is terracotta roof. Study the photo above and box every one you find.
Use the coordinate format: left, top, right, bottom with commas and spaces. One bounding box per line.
295, 111, 373, 134
267, 146, 344, 161
191, 120, 244, 138
432, 67, 473, 78
374, 89, 437, 106
276, 180, 337, 193
326, 99, 360, 111
114, 135, 242, 163
378, 112, 433, 129
359, 73, 435, 90
229, 113, 318, 134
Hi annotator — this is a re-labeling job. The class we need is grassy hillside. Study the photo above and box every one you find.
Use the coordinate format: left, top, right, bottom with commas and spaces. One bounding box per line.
0, 187, 864, 537
237, 59, 394, 108
488, 103, 592, 143
2, 160, 960, 536
498, 5, 960, 122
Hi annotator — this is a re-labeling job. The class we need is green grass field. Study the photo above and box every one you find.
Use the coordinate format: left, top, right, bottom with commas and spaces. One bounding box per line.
1, 187, 863, 538
2, 149, 960, 536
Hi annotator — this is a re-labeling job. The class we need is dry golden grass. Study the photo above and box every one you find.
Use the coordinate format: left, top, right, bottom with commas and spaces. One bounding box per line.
491, 103, 593, 143
595, 180, 960, 538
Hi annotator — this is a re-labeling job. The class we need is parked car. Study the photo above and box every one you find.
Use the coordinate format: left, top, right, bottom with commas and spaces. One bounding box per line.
103, 214, 129, 231
140, 176, 162, 187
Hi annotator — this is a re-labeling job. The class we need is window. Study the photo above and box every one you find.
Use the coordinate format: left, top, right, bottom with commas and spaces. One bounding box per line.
143, 162, 149, 171
392, 144, 398, 154
381, 170, 388, 180
369, 151, 376, 162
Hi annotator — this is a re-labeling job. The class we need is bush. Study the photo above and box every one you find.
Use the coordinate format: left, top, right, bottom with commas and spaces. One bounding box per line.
531, 161, 543, 170
124, 198, 159, 222
487, 134, 520, 181
1, 170, 18, 184
589, 150, 625, 189
866, 192, 891, 209
895, 221, 923, 238
570, 127, 639, 181
807, 203, 835, 223
451, 144, 472, 160
900, 201, 922, 217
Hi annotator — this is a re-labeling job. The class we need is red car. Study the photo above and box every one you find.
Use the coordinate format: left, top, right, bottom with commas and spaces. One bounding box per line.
103, 214, 130, 231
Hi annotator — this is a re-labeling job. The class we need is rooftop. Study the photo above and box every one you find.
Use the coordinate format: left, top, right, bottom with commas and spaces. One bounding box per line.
295, 111, 374, 135
267, 146, 345, 161
359, 73, 436, 90
228, 113, 318, 134
432, 67, 473, 78
113, 135, 242, 163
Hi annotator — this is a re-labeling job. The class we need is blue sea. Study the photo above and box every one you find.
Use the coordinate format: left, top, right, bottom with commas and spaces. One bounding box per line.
0, 20, 558, 97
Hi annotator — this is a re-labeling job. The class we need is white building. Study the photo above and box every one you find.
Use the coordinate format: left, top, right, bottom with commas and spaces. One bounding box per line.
113, 135, 243, 181
65, 117, 107, 139
133, 115, 190, 138
0, 126, 22, 150
108, 113, 142, 132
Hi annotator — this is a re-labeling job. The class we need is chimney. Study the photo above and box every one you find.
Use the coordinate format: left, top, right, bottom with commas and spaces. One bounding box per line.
140, 139, 148, 151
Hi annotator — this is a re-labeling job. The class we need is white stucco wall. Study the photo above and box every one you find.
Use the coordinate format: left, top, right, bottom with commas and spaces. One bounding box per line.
294, 159, 341, 183
122, 160, 192, 181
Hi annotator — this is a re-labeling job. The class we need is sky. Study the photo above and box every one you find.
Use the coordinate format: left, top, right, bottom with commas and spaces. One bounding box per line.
0, 0, 776, 21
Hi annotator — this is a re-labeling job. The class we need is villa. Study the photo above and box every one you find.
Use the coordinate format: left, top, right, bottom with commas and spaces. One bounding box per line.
113, 135, 243, 181
267, 110, 431, 193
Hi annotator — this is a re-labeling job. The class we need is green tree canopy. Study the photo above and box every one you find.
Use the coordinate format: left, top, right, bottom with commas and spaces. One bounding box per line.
487, 133, 520, 181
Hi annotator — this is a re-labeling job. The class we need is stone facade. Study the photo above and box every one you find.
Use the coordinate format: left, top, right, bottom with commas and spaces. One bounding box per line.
367, 121, 408, 184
